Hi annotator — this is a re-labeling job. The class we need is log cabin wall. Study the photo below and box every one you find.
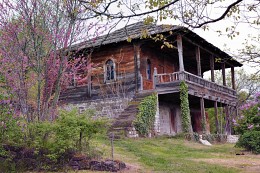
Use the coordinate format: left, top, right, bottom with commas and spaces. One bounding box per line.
60, 42, 137, 103
139, 44, 179, 90
90, 42, 136, 99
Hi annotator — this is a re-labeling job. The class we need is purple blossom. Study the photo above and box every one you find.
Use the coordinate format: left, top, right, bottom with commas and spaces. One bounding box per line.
248, 124, 254, 129
240, 101, 258, 110
239, 115, 244, 120
255, 92, 260, 99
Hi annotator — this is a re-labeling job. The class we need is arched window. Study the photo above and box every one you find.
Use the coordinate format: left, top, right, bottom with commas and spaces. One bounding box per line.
146, 59, 152, 80
105, 59, 115, 82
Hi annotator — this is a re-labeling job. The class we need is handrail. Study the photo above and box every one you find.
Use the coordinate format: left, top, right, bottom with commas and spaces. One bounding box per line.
154, 71, 236, 96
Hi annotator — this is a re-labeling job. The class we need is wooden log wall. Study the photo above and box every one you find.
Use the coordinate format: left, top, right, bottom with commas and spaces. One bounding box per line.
60, 42, 137, 103
139, 45, 179, 90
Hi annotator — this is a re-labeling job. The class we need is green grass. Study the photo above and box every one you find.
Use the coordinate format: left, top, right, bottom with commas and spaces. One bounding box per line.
88, 136, 241, 173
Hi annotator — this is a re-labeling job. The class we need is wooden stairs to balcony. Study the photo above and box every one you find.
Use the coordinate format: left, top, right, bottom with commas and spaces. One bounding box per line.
110, 91, 155, 137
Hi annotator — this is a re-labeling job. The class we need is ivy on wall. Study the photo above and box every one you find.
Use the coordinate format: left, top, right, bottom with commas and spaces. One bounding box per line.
133, 94, 157, 136
180, 81, 193, 133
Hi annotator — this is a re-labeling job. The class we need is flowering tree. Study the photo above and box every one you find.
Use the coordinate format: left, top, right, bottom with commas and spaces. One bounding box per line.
234, 92, 260, 134
0, 0, 102, 121
234, 92, 260, 153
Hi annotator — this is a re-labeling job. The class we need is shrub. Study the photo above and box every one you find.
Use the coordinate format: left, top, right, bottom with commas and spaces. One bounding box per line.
134, 94, 157, 136
236, 131, 260, 154
0, 100, 24, 145
27, 108, 108, 160
234, 92, 260, 154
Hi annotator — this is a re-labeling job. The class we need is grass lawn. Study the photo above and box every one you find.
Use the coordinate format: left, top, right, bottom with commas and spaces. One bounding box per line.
78, 136, 260, 173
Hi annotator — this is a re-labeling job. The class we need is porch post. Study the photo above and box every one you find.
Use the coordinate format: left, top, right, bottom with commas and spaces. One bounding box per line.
200, 97, 208, 134
210, 55, 215, 82
153, 67, 157, 89
134, 43, 141, 91
224, 106, 231, 135
231, 66, 235, 90
87, 55, 92, 97
177, 35, 184, 72
214, 101, 220, 134
222, 63, 226, 86
196, 47, 202, 77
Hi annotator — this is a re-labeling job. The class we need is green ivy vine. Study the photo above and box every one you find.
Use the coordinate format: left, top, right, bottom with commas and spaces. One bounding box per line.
180, 81, 193, 133
133, 94, 157, 136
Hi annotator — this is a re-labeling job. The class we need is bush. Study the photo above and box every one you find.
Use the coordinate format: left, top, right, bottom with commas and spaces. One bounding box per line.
236, 131, 260, 154
26, 108, 109, 160
0, 100, 24, 145
133, 94, 157, 136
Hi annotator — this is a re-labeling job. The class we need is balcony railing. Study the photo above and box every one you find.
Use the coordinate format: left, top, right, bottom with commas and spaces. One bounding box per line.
154, 71, 236, 96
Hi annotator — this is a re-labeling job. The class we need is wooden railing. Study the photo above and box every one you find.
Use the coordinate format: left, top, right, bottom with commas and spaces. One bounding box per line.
154, 71, 236, 96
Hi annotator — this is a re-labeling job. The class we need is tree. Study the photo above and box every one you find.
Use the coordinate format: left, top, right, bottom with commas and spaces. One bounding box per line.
0, 0, 102, 121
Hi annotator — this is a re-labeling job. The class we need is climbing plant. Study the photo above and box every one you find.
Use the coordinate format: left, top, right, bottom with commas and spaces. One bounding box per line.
133, 94, 157, 136
180, 81, 193, 133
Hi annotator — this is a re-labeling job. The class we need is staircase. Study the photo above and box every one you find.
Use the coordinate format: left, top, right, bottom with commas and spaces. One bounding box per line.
110, 91, 155, 138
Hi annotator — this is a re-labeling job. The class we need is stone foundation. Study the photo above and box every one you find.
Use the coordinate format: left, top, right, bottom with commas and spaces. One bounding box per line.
64, 96, 133, 119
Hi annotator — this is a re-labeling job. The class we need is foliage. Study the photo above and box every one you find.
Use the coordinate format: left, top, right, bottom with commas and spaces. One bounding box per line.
234, 92, 260, 135
236, 131, 260, 154
0, 100, 24, 145
0, 104, 108, 158
27, 108, 108, 159
0, 0, 94, 121
180, 81, 192, 133
134, 94, 157, 136
234, 92, 260, 153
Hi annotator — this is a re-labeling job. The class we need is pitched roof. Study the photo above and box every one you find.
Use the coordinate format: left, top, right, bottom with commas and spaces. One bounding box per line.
71, 21, 180, 50
71, 21, 242, 67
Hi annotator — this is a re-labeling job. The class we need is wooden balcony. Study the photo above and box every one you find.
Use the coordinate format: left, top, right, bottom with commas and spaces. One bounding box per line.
154, 71, 237, 106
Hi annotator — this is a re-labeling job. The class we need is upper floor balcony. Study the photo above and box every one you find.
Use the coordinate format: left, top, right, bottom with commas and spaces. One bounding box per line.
152, 70, 237, 106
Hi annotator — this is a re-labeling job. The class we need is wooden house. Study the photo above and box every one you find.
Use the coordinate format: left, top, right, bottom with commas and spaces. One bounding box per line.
60, 22, 242, 137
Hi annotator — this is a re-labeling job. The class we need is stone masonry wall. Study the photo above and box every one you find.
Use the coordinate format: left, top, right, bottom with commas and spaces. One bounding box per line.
64, 96, 133, 119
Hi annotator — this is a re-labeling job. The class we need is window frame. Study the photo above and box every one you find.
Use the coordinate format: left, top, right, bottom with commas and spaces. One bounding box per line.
104, 59, 116, 83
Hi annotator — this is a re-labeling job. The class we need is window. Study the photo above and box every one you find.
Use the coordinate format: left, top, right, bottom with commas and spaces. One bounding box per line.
146, 59, 151, 80
105, 59, 115, 82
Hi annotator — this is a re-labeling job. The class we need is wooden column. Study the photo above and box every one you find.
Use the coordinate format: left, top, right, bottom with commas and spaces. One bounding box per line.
222, 63, 226, 86
134, 43, 141, 91
231, 66, 235, 90
153, 67, 157, 89
210, 55, 215, 82
224, 106, 231, 135
177, 35, 184, 72
196, 47, 201, 77
200, 97, 207, 134
214, 101, 220, 134
87, 55, 92, 97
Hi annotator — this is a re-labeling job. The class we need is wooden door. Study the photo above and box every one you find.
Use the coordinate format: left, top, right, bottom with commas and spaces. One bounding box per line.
170, 109, 177, 133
